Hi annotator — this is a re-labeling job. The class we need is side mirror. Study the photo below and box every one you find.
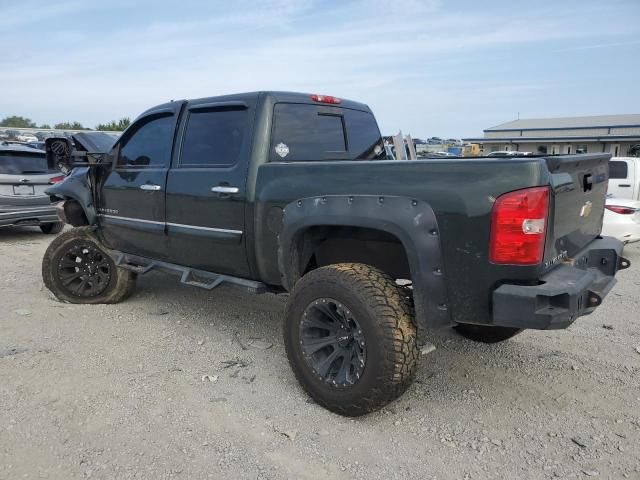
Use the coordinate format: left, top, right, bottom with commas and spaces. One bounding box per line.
45, 137, 76, 174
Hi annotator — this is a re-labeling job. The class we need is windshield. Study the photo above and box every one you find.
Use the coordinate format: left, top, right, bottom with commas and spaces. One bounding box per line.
0, 152, 53, 174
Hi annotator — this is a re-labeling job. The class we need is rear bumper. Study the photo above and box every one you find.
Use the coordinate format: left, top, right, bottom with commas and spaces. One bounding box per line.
492, 237, 630, 330
0, 205, 58, 227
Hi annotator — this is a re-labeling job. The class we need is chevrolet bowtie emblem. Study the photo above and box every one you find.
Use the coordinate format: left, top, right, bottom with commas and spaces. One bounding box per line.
580, 201, 593, 217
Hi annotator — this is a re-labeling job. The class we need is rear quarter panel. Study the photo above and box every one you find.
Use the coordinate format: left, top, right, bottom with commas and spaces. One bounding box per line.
252, 158, 549, 326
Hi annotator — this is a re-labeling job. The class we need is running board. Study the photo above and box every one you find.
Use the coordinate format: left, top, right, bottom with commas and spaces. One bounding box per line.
113, 252, 267, 294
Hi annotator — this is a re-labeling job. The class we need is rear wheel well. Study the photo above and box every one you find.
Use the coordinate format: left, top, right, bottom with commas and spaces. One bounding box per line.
293, 226, 411, 284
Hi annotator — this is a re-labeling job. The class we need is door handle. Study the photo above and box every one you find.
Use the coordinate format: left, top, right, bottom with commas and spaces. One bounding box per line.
211, 186, 239, 194
619, 184, 631, 187
139, 184, 161, 191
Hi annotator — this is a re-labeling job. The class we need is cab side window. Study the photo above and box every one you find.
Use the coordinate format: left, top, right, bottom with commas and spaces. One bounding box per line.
179, 108, 248, 167
609, 160, 628, 179
117, 114, 174, 168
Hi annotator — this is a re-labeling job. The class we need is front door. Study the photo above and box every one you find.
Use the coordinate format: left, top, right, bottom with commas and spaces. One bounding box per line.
165, 99, 255, 277
98, 107, 182, 259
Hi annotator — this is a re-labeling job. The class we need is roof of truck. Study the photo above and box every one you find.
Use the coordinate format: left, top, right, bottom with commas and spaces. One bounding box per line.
141, 91, 372, 118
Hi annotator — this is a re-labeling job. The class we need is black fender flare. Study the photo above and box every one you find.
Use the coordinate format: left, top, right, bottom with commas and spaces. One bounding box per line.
45, 167, 96, 225
278, 195, 451, 330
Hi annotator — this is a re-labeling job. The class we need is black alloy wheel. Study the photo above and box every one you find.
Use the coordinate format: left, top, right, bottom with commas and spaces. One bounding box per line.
57, 243, 112, 297
299, 298, 367, 387
42, 227, 137, 304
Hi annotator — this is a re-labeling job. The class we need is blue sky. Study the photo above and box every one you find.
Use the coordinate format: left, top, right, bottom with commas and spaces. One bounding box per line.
2, 0, 639, 137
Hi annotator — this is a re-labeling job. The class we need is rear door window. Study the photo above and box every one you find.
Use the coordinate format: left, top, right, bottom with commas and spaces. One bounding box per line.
0, 152, 52, 174
179, 108, 249, 167
609, 160, 628, 179
270, 103, 384, 162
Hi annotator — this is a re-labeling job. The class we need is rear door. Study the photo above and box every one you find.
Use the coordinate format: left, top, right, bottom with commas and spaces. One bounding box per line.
165, 98, 256, 276
607, 158, 635, 200
98, 105, 182, 259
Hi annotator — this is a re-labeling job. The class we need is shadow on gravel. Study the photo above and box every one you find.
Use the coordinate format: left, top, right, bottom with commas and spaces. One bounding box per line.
124, 270, 595, 415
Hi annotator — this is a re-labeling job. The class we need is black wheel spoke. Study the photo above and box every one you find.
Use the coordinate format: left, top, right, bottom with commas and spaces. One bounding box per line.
301, 336, 337, 355
316, 348, 341, 378
302, 315, 337, 334
73, 277, 89, 295
336, 352, 351, 385
299, 298, 367, 387
60, 271, 83, 286
60, 258, 79, 269
314, 301, 343, 324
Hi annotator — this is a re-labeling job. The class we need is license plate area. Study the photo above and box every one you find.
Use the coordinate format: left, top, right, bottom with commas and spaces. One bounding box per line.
13, 184, 35, 196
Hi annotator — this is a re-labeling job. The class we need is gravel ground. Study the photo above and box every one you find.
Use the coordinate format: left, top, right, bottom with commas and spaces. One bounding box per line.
1, 226, 639, 480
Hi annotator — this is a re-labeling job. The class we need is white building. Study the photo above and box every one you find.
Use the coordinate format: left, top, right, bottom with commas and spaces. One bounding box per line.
463, 114, 640, 156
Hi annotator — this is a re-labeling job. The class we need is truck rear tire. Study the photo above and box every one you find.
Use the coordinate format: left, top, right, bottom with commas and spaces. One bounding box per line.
284, 263, 419, 416
454, 324, 522, 343
42, 227, 136, 304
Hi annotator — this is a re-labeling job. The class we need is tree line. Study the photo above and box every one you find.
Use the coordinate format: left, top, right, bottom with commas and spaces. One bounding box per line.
0, 115, 131, 132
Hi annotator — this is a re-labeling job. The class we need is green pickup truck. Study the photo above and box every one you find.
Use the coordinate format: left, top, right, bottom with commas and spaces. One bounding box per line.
42, 91, 629, 416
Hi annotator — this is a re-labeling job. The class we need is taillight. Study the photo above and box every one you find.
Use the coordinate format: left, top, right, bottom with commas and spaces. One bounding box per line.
49, 175, 65, 184
311, 94, 341, 104
605, 205, 636, 215
489, 186, 550, 265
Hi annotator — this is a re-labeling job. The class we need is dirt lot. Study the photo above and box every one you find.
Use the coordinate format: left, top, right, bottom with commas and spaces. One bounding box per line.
1, 227, 639, 480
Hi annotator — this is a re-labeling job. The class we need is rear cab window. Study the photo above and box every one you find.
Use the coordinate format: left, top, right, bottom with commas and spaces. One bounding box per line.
0, 151, 54, 174
270, 103, 386, 162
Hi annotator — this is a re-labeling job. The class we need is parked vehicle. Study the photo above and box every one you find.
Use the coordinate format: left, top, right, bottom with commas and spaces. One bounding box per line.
487, 150, 533, 157
0, 143, 65, 233
26, 141, 46, 150
15, 133, 39, 143
41, 91, 629, 416
602, 197, 640, 244
608, 157, 639, 200
429, 151, 455, 157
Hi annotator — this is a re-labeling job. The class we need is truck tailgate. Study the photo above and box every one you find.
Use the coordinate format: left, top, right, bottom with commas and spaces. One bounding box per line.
544, 153, 610, 264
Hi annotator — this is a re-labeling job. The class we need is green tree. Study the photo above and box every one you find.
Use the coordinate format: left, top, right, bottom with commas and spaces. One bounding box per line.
40, 123, 51, 129
0, 116, 36, 128
54, 121, 88, 130
95, 117, 131, 132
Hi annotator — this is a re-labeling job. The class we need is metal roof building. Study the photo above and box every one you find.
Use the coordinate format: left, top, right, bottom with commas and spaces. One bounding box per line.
463, 114, 640, 156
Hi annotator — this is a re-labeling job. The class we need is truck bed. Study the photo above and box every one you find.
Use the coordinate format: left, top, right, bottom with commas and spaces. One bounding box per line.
253, 154, 610, 327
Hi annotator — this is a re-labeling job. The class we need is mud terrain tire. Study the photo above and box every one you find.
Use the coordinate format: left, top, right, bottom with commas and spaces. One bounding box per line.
284, 263, 419, 416
42, 227, 136, 304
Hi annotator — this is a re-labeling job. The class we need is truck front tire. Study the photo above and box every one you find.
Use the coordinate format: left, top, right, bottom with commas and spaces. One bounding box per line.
284, 263, 419, 416
42, 227, 136, 304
